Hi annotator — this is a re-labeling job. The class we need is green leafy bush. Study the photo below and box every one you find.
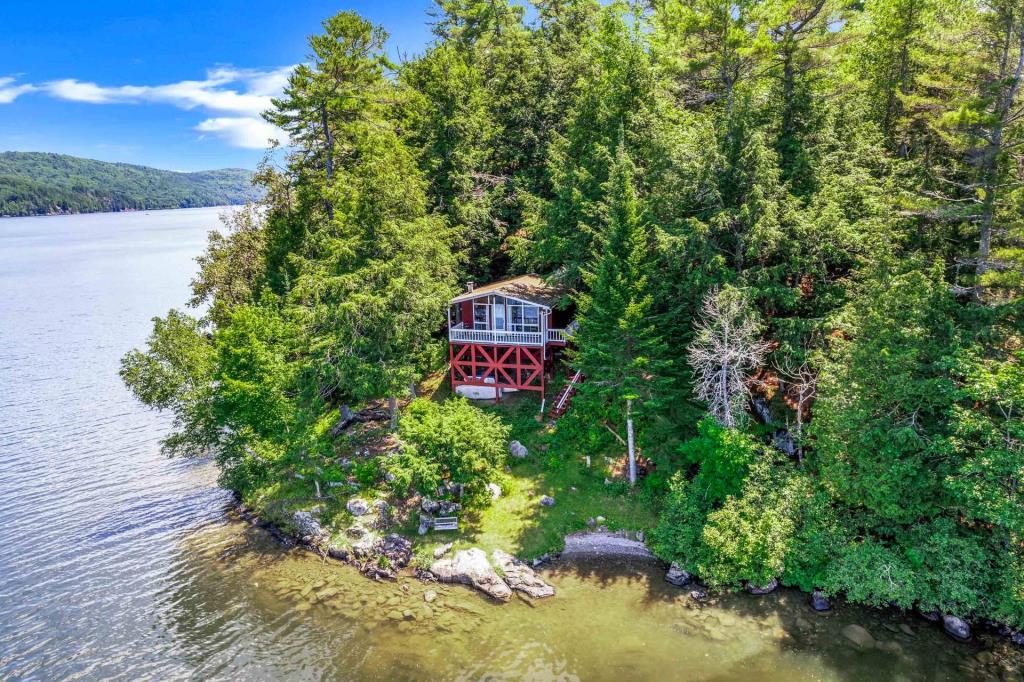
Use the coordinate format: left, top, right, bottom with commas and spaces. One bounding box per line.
386, 398, 509, 508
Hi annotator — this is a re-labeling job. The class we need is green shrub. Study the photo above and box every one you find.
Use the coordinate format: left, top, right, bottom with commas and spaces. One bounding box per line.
385, 397, 510, 508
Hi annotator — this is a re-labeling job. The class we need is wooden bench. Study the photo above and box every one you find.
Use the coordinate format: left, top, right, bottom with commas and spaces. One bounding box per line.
433, 516, 459, 531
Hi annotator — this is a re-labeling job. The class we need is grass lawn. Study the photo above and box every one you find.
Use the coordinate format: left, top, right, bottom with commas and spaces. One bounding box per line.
244, 369, 662, 564
409, 382, 661, 561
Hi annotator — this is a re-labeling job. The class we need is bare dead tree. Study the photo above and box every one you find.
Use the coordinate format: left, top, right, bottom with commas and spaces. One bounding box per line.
774, 355, 818, 464
688, 287, 771, 427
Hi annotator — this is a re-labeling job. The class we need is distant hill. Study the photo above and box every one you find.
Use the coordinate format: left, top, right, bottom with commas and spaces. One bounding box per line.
0, 152, 257, 217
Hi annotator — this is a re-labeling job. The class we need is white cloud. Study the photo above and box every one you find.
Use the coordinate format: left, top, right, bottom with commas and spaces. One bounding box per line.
196, 116, 283, 149
8, 65, 295, 149
43, 65, 293, 117
44, 79, 143, 104
0, 77, 36, 104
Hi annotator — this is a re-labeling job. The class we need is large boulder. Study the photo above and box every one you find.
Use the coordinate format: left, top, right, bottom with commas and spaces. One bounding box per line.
492, 550, 555, 599
746, 578, 779, 595
430, 548, 512, 601
809, 590, 832, 612
509, 440, 529, 458
942, 614, 972, 641
346, 498, 370, 516
665, 562, 692, 587
421, 498, 462, 516
291, 511, 327, 540
487, 482, 502, 500
539, 495, 556, 507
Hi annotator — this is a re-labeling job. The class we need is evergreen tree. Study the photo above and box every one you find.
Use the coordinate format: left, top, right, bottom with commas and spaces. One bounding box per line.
572, 145, 670, 484
533, 3, 656, 290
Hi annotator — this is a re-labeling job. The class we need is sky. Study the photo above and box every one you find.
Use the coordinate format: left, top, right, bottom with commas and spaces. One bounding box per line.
0, 1, 436, 171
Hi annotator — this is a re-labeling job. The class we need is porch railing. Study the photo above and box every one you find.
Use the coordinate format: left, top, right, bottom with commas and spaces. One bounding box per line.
546, 328, 568, 343
450, 327, 544, 346
449, 320, 577, 347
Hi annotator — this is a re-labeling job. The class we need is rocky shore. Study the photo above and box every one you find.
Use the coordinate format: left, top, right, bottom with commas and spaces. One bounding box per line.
233, 500, 555, 603
236, 499, 1024, 649
657, 554, 1024, 649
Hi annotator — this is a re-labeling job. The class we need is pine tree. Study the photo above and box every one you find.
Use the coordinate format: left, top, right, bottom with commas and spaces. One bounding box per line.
264, 11, 392, 223
533, 3, 656, 290
572, 145, 670, 484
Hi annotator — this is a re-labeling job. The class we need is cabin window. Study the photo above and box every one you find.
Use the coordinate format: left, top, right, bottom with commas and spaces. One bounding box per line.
473, 302, 489, 329
509, 303, 540, 333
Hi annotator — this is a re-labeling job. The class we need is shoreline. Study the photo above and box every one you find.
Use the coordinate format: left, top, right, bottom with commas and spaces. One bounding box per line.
0, 204, 244, 220
229, 498, 1024, 649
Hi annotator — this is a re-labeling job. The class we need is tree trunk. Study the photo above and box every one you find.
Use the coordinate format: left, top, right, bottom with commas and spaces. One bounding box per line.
626, 398, 637, 487
974, 23, 1024, 299
388, 395, 398, 431
320, 102, 335, 221
795, 386, 804, 465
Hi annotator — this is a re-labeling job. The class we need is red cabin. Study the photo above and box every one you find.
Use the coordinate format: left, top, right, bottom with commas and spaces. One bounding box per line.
447, 275, 576, 405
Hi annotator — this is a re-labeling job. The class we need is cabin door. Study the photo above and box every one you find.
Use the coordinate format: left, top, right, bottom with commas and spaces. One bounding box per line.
493, 302, 506, 331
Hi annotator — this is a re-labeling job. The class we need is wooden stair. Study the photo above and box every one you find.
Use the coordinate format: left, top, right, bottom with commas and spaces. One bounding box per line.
549, 370, 583, 418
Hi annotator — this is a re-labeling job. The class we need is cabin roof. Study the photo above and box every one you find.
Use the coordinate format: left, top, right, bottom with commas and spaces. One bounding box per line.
450, 274, 564, 309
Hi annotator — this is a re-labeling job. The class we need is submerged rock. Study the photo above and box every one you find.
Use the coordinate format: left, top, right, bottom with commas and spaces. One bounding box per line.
942, 614, 971, 641
492, 549, 555, 599
509, 440, 529, 458
841, 624, 876, 649
429, 548, 512, 602
810, 590, 832, 612
876, 640, 903, 655
665, 562, 692, 587
746, 578, 779, 595
346, 498, 370, 516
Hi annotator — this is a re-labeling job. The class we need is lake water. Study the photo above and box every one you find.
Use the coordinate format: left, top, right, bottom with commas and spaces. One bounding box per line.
0, 207, 1020, 681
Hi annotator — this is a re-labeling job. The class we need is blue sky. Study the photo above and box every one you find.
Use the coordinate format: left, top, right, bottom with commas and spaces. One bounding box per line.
0, 1, 436, 171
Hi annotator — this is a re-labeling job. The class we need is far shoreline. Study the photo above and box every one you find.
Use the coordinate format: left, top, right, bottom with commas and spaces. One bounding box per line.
0, 204, 246, 220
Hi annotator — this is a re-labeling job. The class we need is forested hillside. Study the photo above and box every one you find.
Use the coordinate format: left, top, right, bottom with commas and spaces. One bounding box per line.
0, 152, 255, 216
122, 1, 1024, 633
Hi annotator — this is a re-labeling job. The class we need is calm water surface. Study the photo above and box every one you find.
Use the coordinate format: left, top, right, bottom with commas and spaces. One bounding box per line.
0, 208, 1020, 681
